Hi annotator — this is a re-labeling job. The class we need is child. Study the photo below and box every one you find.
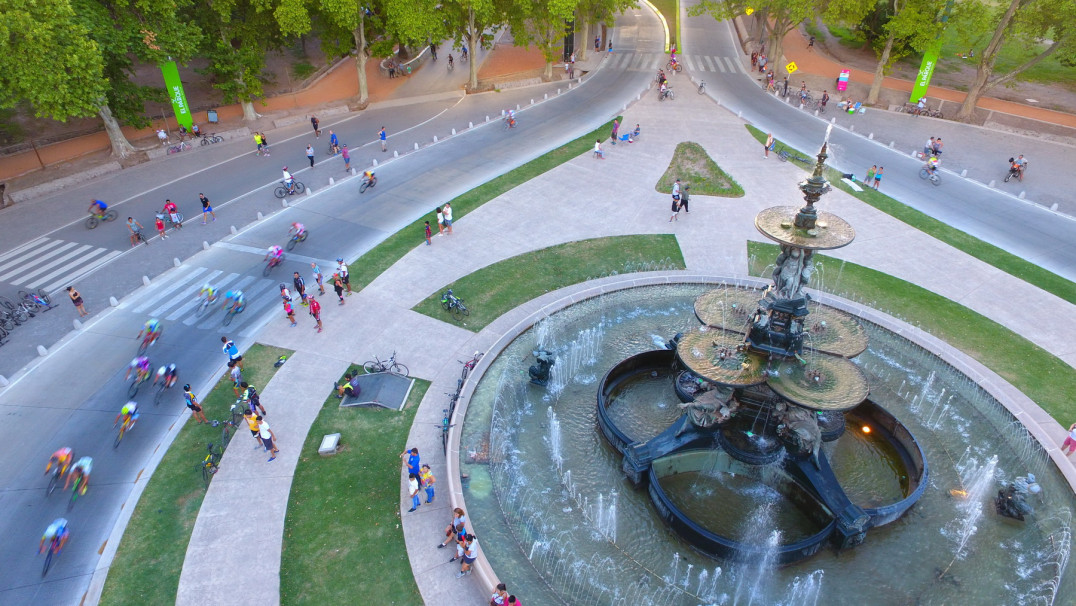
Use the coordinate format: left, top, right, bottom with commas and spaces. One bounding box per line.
283, 298, 296, 327
155, 216, 167, 239
420, 464, 436, 503
424, 221, 432, 246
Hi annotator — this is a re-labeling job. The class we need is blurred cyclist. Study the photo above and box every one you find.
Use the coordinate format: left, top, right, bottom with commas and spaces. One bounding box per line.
45, 447, 74, 477
125, 356, 151, 383
64, 457, 93, 494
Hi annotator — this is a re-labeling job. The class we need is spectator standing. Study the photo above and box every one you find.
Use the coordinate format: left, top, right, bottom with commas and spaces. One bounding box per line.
764, 133, 774, 158
67, 286, 88, 317
671, 178, 681, 205
594, 36, 600, 52
283, 298, 297, 326
229, 360, 243, 397
442, 202, 454, 235
306, 144, 315, 167
424, 221, 432, 246
310, 115, 320, 138
199, 193, 216, 223
932, 138, 943, 158
259, 132, 270, 155
183, 385, 209, 424
332, 273, 345, 304
341, 144, 351, 172
456, 535, 478, 577
311, 262, 326, 294
866, 165, 876, 184
240, 382, 268, 416
155, 215, 167, 239
293, 271, 308, 306
254, 132, 263, 155
379, 127, 387, 152
1062, 422, 1076, 455
669, 196, 680, 222
258, 415, 279, 461
420, 464, 435, 503
924, 137, 935, 157
308, 295, 323, 332
873, 166, 883, 190
610, 119, 620, 145
243, 409, 262, 447
507, 596, 521, 606
329, 129, 339, 154
436, 207, 445, 236
164, 199, 182, 230
492, 583, 509, 605
808, 35, 815, 51
126, 217, 144, 247
221, 336, 243, 369
680, 185, 690, 214
402, 447, 421, 477
336, 258, 352, 295
407, 473, 421, 512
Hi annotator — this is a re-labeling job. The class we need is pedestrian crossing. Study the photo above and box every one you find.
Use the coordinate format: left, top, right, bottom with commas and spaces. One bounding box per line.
120, 264, 284, 335
605, 52, 742, 74
0, 237, 123, 293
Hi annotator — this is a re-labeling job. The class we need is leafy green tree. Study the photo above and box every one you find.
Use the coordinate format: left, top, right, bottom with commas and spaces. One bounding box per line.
953, 0, 1076, 120
293, 0, 381, 106
509, 0, 580, 80
574, 0, 636, 61
693, 0, 815, 76
442, 0, 507, 90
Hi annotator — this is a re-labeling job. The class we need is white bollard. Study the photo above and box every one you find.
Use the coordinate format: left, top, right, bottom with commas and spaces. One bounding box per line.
637, 94, 641, 100
142, 275, 151, 286
516, 104, 520, 110
500, 109, 505, 116
230, 225, 238, 234
173, 257, 181, 267
37, 345, 48, 357
868, 133, 874, 140
73, 319, 83, 330
988, 179, 996, 187
544, 93, 548, 100
1019, 191, 1026, 199
849, 125, 855, 132
1051, 203, 1058, 211
451, 128, 456, 135
281, 199, 288, 208
910, 150, 918, 158
351, 168, 357, 176
203, 241, 210, 250
557, 89, 561, 95
328, 177, 335, 185
530, 99, 534, 105
372, 159, 378, 167
306, 187, 313, 195
393, 150, 399, 158
469, 121, 474, 128
110, 296, 119, 307
568, 83, 572, 89
831, 117, 836, 124
960, 169, 967, 177
0, 375, 8, 387
257, 211, 264, 220
433, 135, 438, 143
814, 110, 819, 117
737, 110, 742, 118
889, 141, 895, 148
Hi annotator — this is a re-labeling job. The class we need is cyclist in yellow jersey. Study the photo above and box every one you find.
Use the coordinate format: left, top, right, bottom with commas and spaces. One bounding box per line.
45, 447, 74, 476
115, 400, 139, 429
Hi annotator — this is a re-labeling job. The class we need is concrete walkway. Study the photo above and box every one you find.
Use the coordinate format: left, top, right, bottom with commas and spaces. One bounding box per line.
174, 41, 1076, 605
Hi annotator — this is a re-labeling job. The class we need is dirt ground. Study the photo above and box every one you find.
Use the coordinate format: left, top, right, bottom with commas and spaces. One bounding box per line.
809, 21, 1076, 115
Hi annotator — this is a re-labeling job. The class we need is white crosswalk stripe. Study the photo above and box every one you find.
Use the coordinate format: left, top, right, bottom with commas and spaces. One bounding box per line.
0, 237, 123, 293
132, 266, 207, 314
704, 56, 718, 72
685, 55, 697, 71
165, 271, 226, 321
675, 55, 741, 74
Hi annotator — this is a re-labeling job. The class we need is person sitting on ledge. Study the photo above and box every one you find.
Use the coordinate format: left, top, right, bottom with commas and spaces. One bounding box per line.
335, 372, 361, 399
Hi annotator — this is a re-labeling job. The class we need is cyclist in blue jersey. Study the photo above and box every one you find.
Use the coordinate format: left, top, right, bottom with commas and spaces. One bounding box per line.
88, 200, 108, 216
222, 290, 246, 314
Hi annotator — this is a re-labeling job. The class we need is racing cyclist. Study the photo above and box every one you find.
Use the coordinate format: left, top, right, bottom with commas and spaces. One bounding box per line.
64, 457, 93, 494
137, 318, 162, 347
125, 356, 152, 383
924, 154, 940, 175
362, 170, 376, 186
45, 447, 74, 477
154, 363, 178, 388
199, 283, 218, 303
115, 400, 140, 430
222, 289, 246, 314
39, 518, 69, 554
290, 222, 306, 240
265, 245, 284, 265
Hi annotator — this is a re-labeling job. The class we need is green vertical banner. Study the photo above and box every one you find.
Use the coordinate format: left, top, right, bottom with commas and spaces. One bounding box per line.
160, 60, 193, 130
910, 41, 942, 103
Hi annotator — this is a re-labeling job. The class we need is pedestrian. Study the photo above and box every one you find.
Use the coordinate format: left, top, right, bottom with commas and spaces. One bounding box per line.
243, 409, 262, 447
808, 35, 815, 51
782, 74, 789, 97
594, 36, 600, 52
424, 221, 432, 246
293, 271, 308, 306
610, 119, 619, 145
311, 262, 326, 294
407, 473, 421, 512
439, 508, 468, 548
306, 144, 315, 167
680, 185, 690, 213
240, 382, 268, 416
758, 54, 767, 73
492, 583, 509, 605
259, 132, 270, 155
443, 202, 453, 235
456, 534, 478, 577
669, 196, 680, 222
570, 52, 575, 65
336, 258, 352, 295
873, 166, 883, 190
341, 144, 351, 172
507, 596, 521, 606
229, 360, 243, 397
608, 42, 613, 54
924, 137, 934, 157
221, 335, 243, 369
420, 464, 436, 503
866, 165, 876, 184
308, 295, 322, 332
199, 193, 216, 223
329, 129, 339, 154
67, 286, 88, 317
280, 283, 292, 302
155, 215, 167, 239
310, 115, 320, 138
593, 139, 605, 159
1062, 422, 1076, 455
821, 90, 829, 109
751, 51, 757, 67
332, 273, 345, 304
183, 385, 209, 424
764, 133, 774, 158
254, 132, 264, 155
283, 298, 297, 326
379, 127, 387, 152
257, 415, 279, 461
436, 207, 445, 236
402, 447, 421, 477
932, 137, 943, 157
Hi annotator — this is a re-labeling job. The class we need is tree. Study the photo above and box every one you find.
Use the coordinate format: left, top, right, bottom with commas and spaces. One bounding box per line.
509, 0, 580, 80
693, 0, 815, 74
297, 0, 382, 106
442, 0, 506, 90
953, 0, 1076, 121
575, 0, 637, 61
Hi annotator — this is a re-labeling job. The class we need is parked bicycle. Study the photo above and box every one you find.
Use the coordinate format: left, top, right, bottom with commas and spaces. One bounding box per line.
440, 289, 470, 320
201, 443, 222, 487
85, 209, 118, 229
167, 141, 192, 154
439, 408, 455, 453
199, 133, 224, 145
274, 180, 306, 198
778, 149, 811, 164
19, 288, 53, 312
363, 351, 409, 376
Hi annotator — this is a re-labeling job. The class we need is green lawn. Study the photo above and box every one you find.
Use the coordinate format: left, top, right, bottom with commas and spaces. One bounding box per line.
99, 344, 291, 605
748, 241, 1075, 423
412, 235, 686, 330
744, 125, 1076, 306
280, 376, 429, 605
348, 117, 621, 292
649, 0, 680, 53
656, 141, 744, 197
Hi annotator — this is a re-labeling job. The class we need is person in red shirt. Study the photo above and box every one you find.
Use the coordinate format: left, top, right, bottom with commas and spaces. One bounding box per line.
308, 296, 322, 333
155, 216, 167, 239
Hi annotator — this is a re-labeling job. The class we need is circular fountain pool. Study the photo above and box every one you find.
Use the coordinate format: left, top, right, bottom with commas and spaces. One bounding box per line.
458, 283, 1074, 605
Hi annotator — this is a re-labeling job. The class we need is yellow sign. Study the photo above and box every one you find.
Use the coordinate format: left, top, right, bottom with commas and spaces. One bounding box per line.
786, 61, 798, 74
746, 7, 754, 15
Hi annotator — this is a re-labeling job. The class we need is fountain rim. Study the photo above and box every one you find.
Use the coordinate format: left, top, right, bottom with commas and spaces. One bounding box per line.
440, 272, 1076, 595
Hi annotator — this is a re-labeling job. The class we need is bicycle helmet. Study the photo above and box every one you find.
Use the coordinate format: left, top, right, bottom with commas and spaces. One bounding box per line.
183, 384, 191, 391
279, 283, 287, 290
336, 257, 343, 262
282, 166, 288, 170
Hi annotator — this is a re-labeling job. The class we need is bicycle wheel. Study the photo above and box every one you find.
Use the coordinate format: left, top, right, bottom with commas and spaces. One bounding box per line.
85, 215, 100, 229
12, 307, 28, 324
37, 289, 51, 306
1, 315, 13, 331
68, 477, 82, 511
930, 174, 941, 186
47, 469, 61, 496
286, 237, 298, 251
201, 137, 210, 146
362, 361, 383, 374
698, 83, 706, 95
274, 186, 288, 199
42, 547, 54, 577
0, 296, 16, 311
222, 309, 235, 326
202, 462, 216, 487
104, 210, 117, 222
262, 261, 274, 277
458, 303, 470, 317
294, 182, 306, 194
19, 291, 40, 311
221, 424, 232, 448
359, 180, 370, 194
919, 168, 930, 180
440, 297, 451, 311
389, 362, 409, 377
154, 384, 165, 406
114, 425, 125, 449
451, 304, 464, 321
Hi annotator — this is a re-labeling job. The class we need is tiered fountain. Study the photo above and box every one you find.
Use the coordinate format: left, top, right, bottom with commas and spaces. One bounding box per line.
597, 142, 927, 563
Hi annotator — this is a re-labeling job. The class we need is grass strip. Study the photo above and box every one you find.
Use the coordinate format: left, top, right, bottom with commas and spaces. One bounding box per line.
349, 117, 621, 292
412, 235, 685, 331
650, 0, 680, 53
280, 376, 429, 605
99, 344, 292, 605
656, 141, 744, 196
748, 241, 1075, 423
744, 125, 1076, 305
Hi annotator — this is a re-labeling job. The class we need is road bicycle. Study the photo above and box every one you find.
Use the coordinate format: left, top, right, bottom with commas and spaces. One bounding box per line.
85, 209, 118, 229
440, 289, 470, 321
220, 416, 236, 448
68, 473, 87, 511
19, 288, 54, 312
229, 399, 247, 427
697, 80, 706, 95
201, 443, 223, 487
919, 165, 942, 186
153, 377, 177, 406
128, 368, 151, 397
666, 60, 683, 73
199, 133, 224, 145
814, 99, 827, 114
41, 529, 68, 577
286, 230, 308, 251
222, 301, 244, 326
46, 461, 68, 497
1, 302, 30, 327
359, 173, 378, 193
798, 91, 814, 106
363, 351, 409, 376
459, 351, 483, 383
114, 414, 135, 448
132, 230, 149, 246
263, 254, 285, 276
0, 324, 7, 345
274, 180, 306, 198
167, 141, 192, 154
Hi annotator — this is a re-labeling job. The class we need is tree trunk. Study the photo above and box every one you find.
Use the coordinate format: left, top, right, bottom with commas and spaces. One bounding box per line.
866, 30, 895, 105
956, 0, 1019, 121
753, 10, 768, 51
354, 13, 369, 105
98, 104, 135, 159
467, 9, 480, 91
577, 17, 588, 61
241, 101, 257, 121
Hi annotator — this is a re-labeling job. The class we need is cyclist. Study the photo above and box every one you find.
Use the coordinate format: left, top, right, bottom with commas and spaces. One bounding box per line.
115, 400, 139, 430
138, 318, 162, 347
154, 363, 178, 388
199, 283, 218, 303
329, 130, 340, 155
504, 109, 516, 129
39, 518, 69, 554
64, 456, 92, 494
222, 289, 246, 314
659, 80, 669, 99
924, 155, 940, 176
45, 447, 74, 477
362, 170, 376, 186
125, 356, 151, 383
1010, 154, 1028, 180
448, 53, 454, 69
290, 222, 306, 240
460, 45, 468, 61
266, 245, 284, 265
656, 69, 666, 86
282, 166, 296, 194
88, 199, 108, 217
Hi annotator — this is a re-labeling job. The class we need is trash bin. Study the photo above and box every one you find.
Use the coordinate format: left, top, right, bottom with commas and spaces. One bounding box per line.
207, 109, 219, 123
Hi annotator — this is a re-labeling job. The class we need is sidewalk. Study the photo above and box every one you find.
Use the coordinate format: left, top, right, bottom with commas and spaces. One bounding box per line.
172, 65, 1076, 605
